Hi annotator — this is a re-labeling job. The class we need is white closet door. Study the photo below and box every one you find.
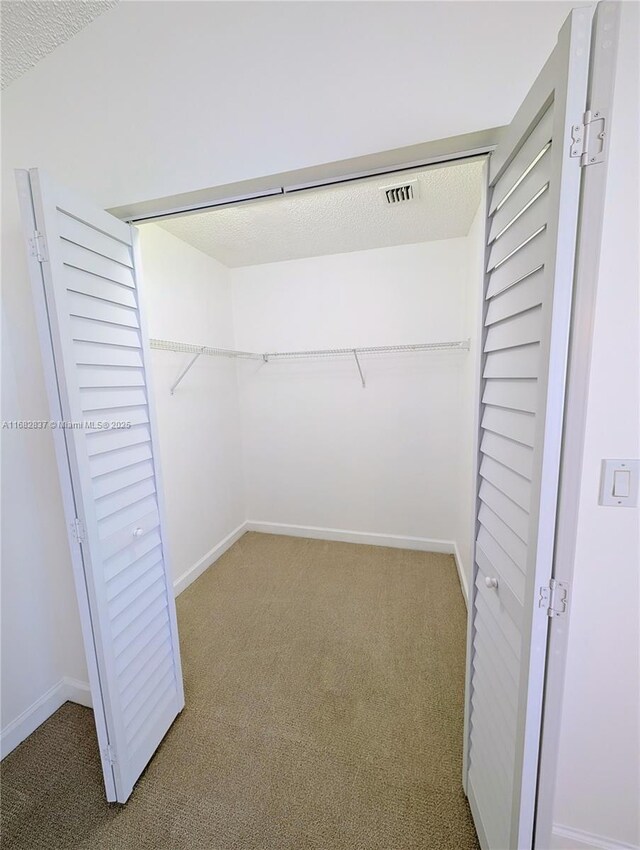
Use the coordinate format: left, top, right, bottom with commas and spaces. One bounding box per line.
465, 7, 591, 849
16, 168, 184, 803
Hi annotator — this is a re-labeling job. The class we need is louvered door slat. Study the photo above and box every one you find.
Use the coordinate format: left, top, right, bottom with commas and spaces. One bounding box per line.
480, 455, 532, 512
479, 478, 530, 542
485, 234, 546, 300
81, 386, 148, 411
18, 168, 184, 804
106, 547, 163, 600
479, 503, 528, 571
92, 458, 156, 500
465, 10, 589, 849
118, 622, 171, 693
98, 494, 159, 540
104, 529, 163, 583
96, 476, 156, 521
487, 192, 550, 270
485, 269, 545, 327
65, 266, 138, 308
472, 654, 518, 736
473, 644, 518, 717
482, 406, 536, 447
482, 378, 538, 415
489, 148, 552, 241
475, 587, 521, 662
477, 524, 525, 603
481, 430, 534, 479
474, 607, 520, 685
489, 106, 554, 213
469, 756, 511, 850
484, 306, 543, 352
484, 343, 540, 379
74, 341, 144, 367
71, 316, 142, 348
469, 706, 513, 794
90, 442, 153, 477
109, 562, 165, 619
61, 241, 136, 288
475, 544, 524, 630
58, 210, 134, 267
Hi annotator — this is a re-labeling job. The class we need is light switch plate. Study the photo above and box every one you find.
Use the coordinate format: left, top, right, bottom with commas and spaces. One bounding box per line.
599, 459, 640, 507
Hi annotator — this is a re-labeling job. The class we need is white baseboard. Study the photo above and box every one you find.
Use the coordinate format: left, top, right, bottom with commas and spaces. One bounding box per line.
246, 520, 468, 602
63, 676, 92, 709
551, 824, 640, 850
173, 521, 248, 596
452, 542, 469, 606
1, 676, 92, 760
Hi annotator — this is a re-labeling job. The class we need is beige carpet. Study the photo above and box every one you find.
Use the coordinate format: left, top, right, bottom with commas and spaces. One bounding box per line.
1, 532, 479, 850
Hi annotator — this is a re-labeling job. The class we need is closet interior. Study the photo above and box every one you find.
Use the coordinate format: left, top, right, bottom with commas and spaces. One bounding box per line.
137, 157, 485, 597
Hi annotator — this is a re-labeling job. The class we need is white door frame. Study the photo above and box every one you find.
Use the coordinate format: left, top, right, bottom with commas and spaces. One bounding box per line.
534, 3, 622, 847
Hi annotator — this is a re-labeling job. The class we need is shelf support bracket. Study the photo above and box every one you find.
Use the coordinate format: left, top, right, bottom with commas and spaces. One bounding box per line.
170, 348, 204, 394
353, 349, 366, 389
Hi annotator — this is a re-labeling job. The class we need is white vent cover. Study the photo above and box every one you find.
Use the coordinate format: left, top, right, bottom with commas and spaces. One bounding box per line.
381, 180, 419, 205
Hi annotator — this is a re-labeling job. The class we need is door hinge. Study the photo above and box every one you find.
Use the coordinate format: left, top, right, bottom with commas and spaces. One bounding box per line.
539, 578, 569, 618
103, 744, 117, 766
71, 517, 87, 545
28, 230, 48, 262
570, 109, 607, 167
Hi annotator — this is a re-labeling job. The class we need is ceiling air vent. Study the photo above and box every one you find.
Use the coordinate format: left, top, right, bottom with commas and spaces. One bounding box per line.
381, 180, 419, 206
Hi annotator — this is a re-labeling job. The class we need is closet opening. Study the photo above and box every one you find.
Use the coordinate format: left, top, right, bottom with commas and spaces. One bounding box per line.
131, 156, 487, 842
138, 155, 486, 603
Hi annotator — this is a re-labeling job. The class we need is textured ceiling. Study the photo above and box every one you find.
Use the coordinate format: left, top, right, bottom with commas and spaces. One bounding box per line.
1, 0, 118, 89
157, 160, 484, 268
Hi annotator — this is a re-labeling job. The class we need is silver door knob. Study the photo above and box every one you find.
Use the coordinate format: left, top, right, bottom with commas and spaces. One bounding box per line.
485, 576, 499, 589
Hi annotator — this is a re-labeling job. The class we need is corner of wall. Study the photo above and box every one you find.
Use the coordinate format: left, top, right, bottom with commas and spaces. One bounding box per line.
1, 677, 92, 761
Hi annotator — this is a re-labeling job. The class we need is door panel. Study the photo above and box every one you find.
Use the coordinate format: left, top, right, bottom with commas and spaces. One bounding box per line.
17, 168, 184, 803
464, 7, 591, 849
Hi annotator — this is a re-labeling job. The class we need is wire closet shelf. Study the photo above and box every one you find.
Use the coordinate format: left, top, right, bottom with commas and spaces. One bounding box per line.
149, 337, 471, 393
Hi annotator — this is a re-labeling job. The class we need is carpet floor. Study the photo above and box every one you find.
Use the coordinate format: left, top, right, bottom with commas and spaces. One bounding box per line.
1, 532, 479, 850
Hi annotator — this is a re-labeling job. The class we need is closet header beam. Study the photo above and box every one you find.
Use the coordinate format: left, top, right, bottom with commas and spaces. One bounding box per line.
108, 127, 500, 224
150, 337, 471, 393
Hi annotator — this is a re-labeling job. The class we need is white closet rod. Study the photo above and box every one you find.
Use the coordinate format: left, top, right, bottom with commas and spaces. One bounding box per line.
149, 337, 470, 393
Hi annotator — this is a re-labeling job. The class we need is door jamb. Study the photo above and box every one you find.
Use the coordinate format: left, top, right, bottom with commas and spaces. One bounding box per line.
533, 3, 622, 847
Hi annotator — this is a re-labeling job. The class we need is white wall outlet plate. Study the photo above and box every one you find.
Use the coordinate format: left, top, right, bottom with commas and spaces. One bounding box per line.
599, 459, 640, 507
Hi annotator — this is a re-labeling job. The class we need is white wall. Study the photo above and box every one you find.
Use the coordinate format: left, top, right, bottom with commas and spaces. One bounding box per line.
0, 2, 577, 209
137, 225, 244, 588
549, 4, 640, 848
231, 238, 478, 591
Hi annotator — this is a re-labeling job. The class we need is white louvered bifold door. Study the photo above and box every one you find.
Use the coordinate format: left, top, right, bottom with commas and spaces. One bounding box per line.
16, 168, 184, 803
464, 8, 592, 850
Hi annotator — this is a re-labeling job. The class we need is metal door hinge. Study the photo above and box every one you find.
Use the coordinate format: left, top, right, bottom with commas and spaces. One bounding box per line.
103, 744, 117, 766
539, 579, 569, 618
71, 517, 86, 545
28, 231, 48, 262
570, 110, 607, 166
